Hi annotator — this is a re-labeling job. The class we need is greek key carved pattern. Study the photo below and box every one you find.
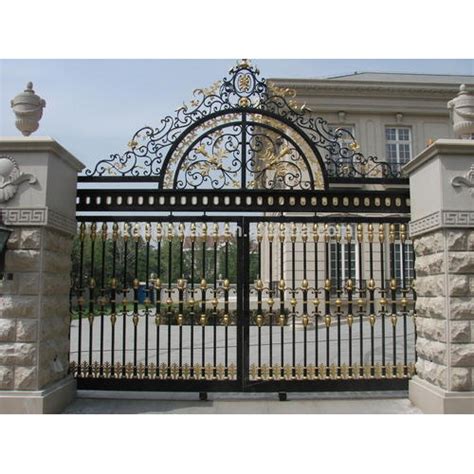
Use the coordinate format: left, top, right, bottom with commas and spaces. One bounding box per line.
410, 210, 474, 238
2, 207, 76, 235
3, 208, 46, 225
442, 211, 474, 226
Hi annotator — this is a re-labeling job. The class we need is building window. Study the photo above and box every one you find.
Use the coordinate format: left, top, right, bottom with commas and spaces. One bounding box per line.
327, 125, 356, 176
391, 224, 414, 287
385, 127, 412, 169
329, 225, 359, 289
393, 243, 414, 287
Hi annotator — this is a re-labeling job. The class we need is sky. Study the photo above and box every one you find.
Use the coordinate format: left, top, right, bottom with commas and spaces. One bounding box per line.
1, 59, 473, 170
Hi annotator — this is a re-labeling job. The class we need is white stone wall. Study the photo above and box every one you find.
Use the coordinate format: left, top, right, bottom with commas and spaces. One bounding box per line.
0, 138, 83, 413
0, 226, 73, 391
413, 229, 474, 391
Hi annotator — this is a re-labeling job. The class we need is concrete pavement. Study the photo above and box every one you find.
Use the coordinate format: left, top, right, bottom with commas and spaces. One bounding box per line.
62, 390, 422, 414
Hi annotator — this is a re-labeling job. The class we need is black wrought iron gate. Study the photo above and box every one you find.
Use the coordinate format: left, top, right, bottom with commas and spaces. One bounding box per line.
69, 60, 416, 393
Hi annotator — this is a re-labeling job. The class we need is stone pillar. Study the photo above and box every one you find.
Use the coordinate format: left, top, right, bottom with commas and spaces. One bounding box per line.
0, 137, 84, 413
404, 139, 474, 414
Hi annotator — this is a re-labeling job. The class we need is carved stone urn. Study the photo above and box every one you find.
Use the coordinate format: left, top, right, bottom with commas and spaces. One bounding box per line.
448, 84, 474, 138
10, 82, 46, 136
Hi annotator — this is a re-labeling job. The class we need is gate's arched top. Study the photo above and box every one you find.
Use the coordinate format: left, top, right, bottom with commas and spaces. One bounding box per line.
84, 60, 401, 187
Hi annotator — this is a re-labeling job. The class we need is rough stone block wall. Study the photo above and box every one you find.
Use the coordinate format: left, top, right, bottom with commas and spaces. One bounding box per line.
0, 227, 73, 391
414, 229, 474, 391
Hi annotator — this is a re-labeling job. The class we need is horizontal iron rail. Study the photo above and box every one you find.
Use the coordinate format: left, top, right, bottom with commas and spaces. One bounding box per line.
328, 177, 408, 185
75, 378, 408, 392
78, 176, 162, 183
75, 214, 411, 224
78, 176, 409, 185
76, 188, 411, 214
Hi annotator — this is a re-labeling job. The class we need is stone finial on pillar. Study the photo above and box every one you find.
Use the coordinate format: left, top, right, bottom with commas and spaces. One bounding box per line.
10, 82, 46, 137
448, 84, 474, 139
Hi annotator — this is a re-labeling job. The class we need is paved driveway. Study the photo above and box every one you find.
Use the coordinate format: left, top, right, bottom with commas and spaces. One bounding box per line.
63, 391, 422, 414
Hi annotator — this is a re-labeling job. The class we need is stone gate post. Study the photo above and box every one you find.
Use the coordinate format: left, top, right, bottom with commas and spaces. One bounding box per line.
0, 137, 84, 413
404, 139, 474, 413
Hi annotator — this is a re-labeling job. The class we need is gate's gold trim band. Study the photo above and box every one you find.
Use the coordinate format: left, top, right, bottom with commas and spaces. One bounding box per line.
70, 361, 415, 381
249, 363, 415, 380
70, 361, 238, 380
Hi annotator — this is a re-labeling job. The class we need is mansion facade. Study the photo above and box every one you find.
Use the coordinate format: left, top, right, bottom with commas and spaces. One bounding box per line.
269, 71, 474, 169
258, 72, 474, 299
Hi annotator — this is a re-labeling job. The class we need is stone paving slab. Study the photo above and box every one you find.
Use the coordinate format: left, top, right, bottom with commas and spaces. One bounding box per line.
63, 391, 422, 414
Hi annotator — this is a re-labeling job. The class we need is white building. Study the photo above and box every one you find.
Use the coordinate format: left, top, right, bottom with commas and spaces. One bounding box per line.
257, 73, 474, 304
269, 72, 474, 169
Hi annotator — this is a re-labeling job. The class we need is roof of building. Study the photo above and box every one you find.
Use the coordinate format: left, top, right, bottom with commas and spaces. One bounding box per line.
269, 72, 474, 90
323, 72, 474, 84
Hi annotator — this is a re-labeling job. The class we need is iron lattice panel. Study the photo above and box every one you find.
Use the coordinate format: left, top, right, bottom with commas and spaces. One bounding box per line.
69, 216, 416, 392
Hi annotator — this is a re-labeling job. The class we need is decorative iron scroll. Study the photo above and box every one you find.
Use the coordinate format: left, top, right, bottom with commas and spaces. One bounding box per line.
84, 60, 403, 187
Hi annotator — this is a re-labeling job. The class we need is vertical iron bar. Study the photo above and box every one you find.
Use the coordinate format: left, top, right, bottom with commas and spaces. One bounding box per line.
132, 224, 139, 377
88, 223, 96, 375
77, 223, 85, 376
346, 225, 353, 368
324, 225, 330, 370
212, 223, 218, 377
200, 223, 207, 376
268, 223, 274, 371
178, 223, 185, 377
224, 223, 230, 376
336, 225, 341, 370
240, 118, 248, 386
357, 224, 364, 368
256, 223, 262, 377
122, 223, 129, 376
110, 223, 118, 375
167, 223, 173, 377
389, 224, 397, 367
190, 223, 196, 376
380, 225, 386, 369
239, 217, 250, 390
302, 224, 308, 375
279, 223, 285, 373
155, 223, 162, 375
99, 223, 107, 375
291, 223, 297, 376
313, 223, 319, 368
401, 224, 408, 371
144, 223, 151, 377
368, 224, 375, 372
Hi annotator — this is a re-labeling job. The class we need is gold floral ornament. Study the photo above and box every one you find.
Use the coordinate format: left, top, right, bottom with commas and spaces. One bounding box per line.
267, 81, 308, 113
177, 139, 240, 188
238, 73, 251, 92
194, 143, 227, 170
253, 143, 296, 187
349, 141, 360, 151
185, 81, 222, 110
260, 145, 291, 170
249, 115, 324, 190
